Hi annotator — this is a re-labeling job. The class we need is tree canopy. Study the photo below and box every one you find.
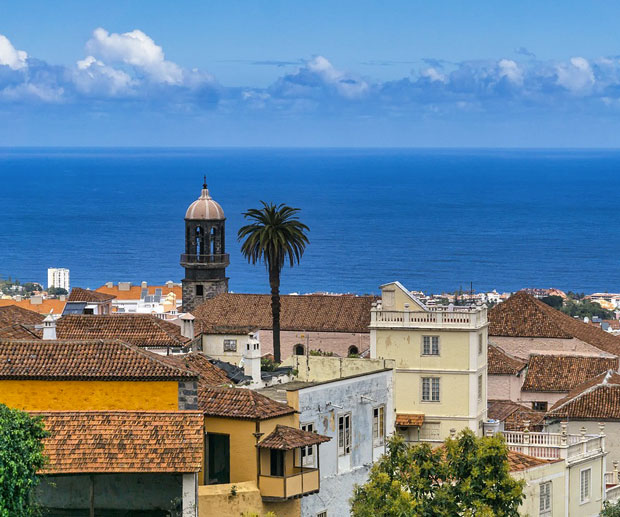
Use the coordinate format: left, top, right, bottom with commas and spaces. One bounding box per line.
350, 430, 524, 517
0, 404, 49, 517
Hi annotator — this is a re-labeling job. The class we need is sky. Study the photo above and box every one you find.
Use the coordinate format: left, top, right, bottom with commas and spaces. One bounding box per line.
3, 1, 620, 146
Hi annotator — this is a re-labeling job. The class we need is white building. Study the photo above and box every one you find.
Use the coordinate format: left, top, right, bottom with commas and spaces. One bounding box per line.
47, 268, 70, 292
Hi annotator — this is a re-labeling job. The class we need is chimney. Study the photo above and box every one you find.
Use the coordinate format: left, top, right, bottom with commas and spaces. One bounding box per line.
180, 313, 195, 340
119, 282, 131, 291
59, 295, 66, 301
243, 333, 262, 385
43, 313, 57, 340
30, 296, 42, 305
141, 281, 148, 289
106, 282, 114, 288
166, 280, 174, 289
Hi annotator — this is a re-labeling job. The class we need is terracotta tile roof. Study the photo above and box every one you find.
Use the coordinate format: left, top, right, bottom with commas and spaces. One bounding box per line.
96, 284, 182, 300
487, 400, 546, 431
156, 352, 230, 387
522, 353, 618, 392
257, 424, 330, 450
0, 324, 41, 340
548, 370, 620, 420
0, 298, 67, 315
0, 305, 45, 327
604, 320, 620, 330
193, 293, 375, 334
395, 413, 425, 426
200, 386, 295, 420
68, 287, 115, 303
489, 291, 620, 356
488, 344, 527, 375
33, 411, 203, 474
0, 339, 196, 380
507, 449, 556, 472
56, 314, 190, 349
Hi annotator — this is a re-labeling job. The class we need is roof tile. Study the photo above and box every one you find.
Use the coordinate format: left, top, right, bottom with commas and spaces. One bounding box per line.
488, 344, 527, 375
257, 424, 330, 450
200, 386, 295, 420
194, 293, 375, 334
33, 411, 203, 474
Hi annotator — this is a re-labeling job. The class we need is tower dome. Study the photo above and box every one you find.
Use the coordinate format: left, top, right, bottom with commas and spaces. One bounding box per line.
185, 179, 225, 220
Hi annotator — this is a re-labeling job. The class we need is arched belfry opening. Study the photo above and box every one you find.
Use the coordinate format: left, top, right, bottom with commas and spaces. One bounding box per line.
181, 178, 229, 312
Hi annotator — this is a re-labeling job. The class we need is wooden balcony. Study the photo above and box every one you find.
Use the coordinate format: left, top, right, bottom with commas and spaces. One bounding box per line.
180, 253, 230, 268
259, 467, 320, 501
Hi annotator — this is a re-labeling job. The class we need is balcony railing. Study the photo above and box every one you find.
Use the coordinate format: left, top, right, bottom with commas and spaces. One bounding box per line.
180, 253, 229, 265
501, 423, 605, 463
259, 467, 320, 501
370, 306, 487, 330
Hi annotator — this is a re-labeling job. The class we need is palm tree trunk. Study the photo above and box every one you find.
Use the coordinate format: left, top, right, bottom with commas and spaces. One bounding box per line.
269, 265, 281, 363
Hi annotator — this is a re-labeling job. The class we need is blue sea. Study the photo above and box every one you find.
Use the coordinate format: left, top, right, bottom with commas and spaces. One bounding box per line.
1, 148, 619, 295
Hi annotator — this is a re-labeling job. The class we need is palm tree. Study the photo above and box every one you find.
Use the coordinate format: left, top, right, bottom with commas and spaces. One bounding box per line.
238, 202, 309, 363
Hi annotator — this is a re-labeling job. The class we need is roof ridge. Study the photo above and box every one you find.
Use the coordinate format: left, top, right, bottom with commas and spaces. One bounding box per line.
117, 339, 196, 378
150, 317, 187, 345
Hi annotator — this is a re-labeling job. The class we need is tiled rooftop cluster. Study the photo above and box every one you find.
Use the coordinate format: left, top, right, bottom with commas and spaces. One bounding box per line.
0, 339, 195, 381
68, 287, 115, 303
193, 293, 375, 334
34, 411, 204, 474
56, 314, 189, 349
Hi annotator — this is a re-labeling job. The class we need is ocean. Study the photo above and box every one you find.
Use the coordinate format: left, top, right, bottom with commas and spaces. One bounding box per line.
1, 148, 619, 296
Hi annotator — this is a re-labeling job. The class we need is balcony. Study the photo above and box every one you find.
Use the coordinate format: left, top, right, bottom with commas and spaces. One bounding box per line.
370, 305, 487, 330
180, 253, 229, 267
500, 422, 605, 464
259, 468, 320, 501
256, 424, 330, 502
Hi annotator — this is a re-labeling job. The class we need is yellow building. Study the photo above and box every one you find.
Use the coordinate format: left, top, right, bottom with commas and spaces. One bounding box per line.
370, 281, 488, 443
197, 386, 330, 517
0, 339, 199, 411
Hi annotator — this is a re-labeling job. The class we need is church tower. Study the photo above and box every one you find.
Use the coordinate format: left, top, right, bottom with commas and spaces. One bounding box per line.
181, 179, 229, 312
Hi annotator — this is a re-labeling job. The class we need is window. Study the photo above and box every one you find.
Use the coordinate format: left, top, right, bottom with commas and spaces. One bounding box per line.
478, 374, 483, 400
195, 285, 204, 296
580, 468, 591, 503
419, 422, 441, 441
422, 336, 440, 355
422, 377, 440, 402
294, 344, 305, 355
373, 406, 385, 446
338, 414, 351, 456
539, 481, 552, 515
301, 423, 315, 466
478, 333, 483, 354
348, 345, 359, 357
270, 449, 284, 477
317, 512, 327, 517
532, 401, 548, 412
223, 339, 237, 352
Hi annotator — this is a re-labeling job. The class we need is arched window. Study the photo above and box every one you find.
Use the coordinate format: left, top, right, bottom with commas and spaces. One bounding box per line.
195, 226, 203, 256
211, 227, 217, 255
348, 346, 359, 357
294, 344, 305, 356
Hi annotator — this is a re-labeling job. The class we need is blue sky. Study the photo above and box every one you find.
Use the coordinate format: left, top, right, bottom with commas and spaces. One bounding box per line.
3, 1, 620, 146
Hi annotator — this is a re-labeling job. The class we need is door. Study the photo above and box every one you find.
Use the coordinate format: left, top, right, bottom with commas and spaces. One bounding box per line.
207, 433, 230, 484
270, 449, 284, 477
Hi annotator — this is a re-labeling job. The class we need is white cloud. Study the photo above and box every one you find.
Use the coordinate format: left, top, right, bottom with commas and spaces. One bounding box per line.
557, 57, 595, 93
0, 34, 28, 70
306, 56, 369, 98
74, 55, 134, 96
421, 67, 446, 83
85, 28, 183, 84
498, 59, 523, 86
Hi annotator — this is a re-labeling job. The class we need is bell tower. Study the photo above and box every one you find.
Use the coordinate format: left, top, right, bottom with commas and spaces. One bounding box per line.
181, 178, 229, 312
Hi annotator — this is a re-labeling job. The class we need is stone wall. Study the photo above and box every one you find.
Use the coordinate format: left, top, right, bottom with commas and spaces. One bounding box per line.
178, 380, 198, 410
283, 355, 395, 382
258, 329, 370, 360
182, 278, 228, 313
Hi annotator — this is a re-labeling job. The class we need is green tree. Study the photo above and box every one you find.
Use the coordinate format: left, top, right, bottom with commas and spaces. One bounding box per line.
562, 299, 615, 320
602, 499, 620, 516
238, 202, 309, 363
351, 430, 524, 517
0, 404, 49, 516
541, 295, 564, 309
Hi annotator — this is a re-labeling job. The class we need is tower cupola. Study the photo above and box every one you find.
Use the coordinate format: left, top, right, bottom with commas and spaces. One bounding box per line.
181, 178, 229, 312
